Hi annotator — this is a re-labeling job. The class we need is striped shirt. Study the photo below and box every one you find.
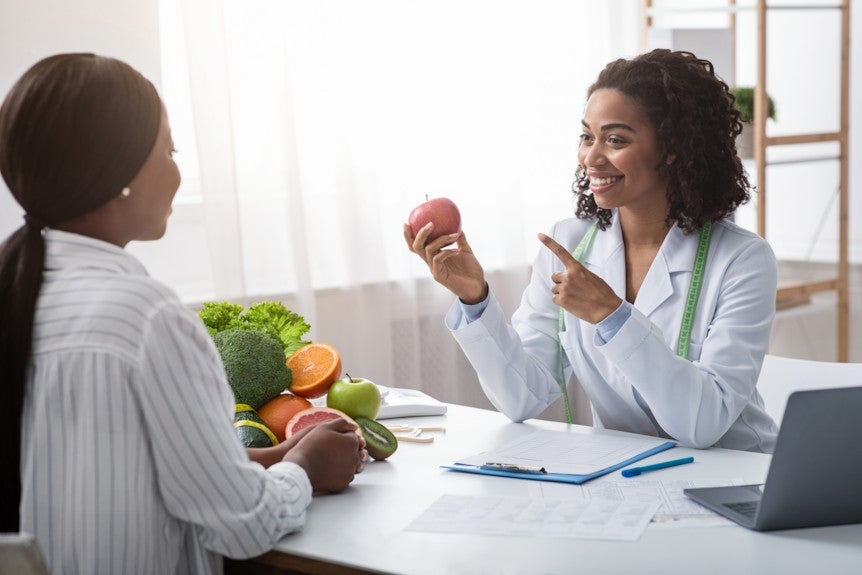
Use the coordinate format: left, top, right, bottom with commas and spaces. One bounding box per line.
20, 230, 311, 575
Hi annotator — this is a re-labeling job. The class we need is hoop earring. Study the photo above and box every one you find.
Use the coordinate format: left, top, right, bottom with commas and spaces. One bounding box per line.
120, 187, 131, 198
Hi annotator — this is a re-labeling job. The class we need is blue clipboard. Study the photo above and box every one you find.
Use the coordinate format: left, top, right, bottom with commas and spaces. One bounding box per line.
441, 440, 676, 485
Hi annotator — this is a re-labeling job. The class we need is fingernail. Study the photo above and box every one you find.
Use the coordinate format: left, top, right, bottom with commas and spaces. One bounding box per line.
448, 233, 460, 239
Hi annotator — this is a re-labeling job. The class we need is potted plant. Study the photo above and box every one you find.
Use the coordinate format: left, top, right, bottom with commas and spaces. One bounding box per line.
730, 86, 776, 159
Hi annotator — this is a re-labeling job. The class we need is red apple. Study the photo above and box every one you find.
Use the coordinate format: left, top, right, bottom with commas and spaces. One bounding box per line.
408, 197, 461, 242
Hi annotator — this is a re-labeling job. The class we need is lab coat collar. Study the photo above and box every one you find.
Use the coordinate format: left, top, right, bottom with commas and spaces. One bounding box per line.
585, 212, 702, 318
581, 214, 623, 269
636, 224, 700, 317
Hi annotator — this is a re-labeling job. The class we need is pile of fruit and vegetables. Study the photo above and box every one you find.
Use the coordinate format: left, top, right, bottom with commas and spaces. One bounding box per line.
198, 301, 397, 461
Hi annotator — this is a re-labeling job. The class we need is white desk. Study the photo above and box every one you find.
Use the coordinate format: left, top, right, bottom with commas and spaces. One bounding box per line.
249, 404, 862, 575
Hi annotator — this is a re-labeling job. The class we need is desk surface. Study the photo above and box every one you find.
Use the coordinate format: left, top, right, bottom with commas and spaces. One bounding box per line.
257, 404, 862, 575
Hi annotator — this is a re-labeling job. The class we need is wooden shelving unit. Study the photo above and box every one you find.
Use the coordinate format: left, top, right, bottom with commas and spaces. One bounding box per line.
642, 0, 851, 361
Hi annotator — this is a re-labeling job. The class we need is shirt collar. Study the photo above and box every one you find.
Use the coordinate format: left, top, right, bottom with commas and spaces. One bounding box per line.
44, 229, 149, 277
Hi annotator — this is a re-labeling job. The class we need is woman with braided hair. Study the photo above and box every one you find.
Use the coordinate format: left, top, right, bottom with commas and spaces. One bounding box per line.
406, 49, 779, 453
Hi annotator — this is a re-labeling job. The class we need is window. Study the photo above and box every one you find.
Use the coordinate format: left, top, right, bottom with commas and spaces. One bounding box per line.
151, 0, 619, 302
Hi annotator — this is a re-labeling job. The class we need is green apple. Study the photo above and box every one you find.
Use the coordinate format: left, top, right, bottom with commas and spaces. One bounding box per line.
326, 375, 381, 420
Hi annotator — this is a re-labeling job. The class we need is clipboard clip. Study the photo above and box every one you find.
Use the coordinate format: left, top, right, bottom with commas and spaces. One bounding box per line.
480, 462, 547, 475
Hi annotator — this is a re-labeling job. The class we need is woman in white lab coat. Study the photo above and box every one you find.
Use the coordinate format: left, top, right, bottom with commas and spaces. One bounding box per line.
405, 49, 779, 453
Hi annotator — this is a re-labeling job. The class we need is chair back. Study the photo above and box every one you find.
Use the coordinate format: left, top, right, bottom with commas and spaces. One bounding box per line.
757, 354, 862, 426
0, 533, 49, 575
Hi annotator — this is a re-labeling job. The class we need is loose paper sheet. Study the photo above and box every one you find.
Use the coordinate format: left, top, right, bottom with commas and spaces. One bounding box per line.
405, 494, 660, 541
530, 477, 743, 528
456, 428, 672, 475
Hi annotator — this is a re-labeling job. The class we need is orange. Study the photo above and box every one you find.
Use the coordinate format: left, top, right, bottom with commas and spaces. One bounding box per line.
286, 342, 342, 399
258, 393, 313, 443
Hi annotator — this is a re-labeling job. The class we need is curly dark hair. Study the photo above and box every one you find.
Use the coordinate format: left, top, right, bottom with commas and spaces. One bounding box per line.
573, 49, 751, 233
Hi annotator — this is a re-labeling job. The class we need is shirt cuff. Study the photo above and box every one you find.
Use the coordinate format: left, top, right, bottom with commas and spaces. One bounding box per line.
459, 293, 491, 324
595, 300, 632, 344
268, 461, 313, 506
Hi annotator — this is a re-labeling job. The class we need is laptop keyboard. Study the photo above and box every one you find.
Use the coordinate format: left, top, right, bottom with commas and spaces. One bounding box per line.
725, 501, 760, 518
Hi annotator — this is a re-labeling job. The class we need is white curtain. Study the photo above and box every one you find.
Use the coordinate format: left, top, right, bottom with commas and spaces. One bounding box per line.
137, 0, 635, 418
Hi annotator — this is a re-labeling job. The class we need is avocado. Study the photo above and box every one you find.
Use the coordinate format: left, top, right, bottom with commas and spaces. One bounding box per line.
234, 405, 278, 447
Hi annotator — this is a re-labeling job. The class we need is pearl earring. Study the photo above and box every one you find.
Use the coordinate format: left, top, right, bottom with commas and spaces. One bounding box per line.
120, 187, 131, 198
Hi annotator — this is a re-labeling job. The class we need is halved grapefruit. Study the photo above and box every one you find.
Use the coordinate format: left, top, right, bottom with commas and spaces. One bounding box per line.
284, 406, 358, 438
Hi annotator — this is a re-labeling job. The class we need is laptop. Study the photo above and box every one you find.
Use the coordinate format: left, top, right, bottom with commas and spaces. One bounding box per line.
684, 387, 862, 531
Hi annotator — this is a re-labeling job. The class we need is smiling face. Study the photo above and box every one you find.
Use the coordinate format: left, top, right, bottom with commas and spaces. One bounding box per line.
578, 88, 670, 218
122, 107, 181, 242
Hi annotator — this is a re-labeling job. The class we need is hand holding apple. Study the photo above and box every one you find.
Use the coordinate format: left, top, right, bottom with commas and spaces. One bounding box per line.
407, 196, 461, 242
326, 375, 381, 420
403, 196, 487, 305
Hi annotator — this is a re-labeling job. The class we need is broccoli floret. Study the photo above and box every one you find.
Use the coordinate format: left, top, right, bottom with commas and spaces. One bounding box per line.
213, 329, 292, 409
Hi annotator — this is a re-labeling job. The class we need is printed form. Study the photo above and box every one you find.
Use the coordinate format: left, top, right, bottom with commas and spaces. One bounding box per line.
531, 477, 743, 528
406, 494, 660, 541
410, 429, 727, 539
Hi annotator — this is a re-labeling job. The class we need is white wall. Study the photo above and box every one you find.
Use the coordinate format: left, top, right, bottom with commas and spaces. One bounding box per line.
0, 0, 161, 231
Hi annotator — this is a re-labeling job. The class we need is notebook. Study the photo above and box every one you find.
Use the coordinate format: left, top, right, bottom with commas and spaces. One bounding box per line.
375, 385, 447, 419
684, 386, 862, 531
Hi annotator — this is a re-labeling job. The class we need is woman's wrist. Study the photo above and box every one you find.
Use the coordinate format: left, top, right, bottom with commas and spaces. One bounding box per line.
591, 297, 624, 324
247, 442, 290, 468
458, 282, 489, 306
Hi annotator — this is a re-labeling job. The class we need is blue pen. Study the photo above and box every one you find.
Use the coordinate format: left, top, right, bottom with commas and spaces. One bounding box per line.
621, 456, 694, 477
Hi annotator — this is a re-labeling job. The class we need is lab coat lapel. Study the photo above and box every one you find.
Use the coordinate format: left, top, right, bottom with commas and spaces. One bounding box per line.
582, 220, 625, 299
635, 225, 695, 317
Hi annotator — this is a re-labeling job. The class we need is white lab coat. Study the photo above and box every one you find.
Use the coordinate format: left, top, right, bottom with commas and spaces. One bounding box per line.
446, 213, 779, 452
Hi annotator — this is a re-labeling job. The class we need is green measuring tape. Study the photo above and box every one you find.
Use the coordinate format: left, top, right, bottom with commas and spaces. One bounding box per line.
555, 220, 713, 423
676, 221, 713, 359
554, 222, 599, 424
